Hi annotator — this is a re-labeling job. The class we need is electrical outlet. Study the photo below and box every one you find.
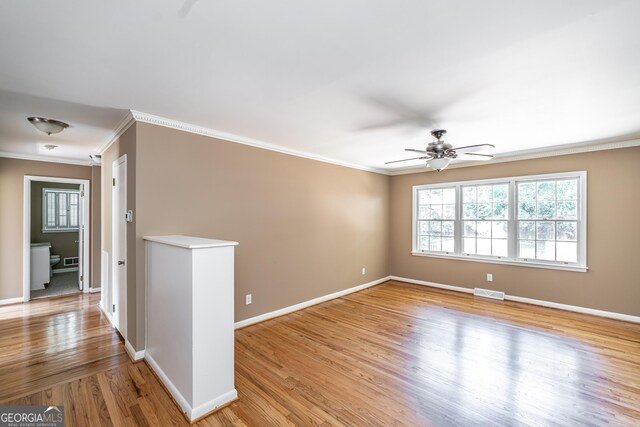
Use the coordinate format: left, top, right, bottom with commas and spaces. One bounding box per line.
245, 294, 252, 305
362, 267, 366, 275
487, 273, 493, 282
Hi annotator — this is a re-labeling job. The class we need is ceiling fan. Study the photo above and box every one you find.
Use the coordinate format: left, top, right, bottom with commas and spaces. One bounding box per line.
386, 129, 495, 171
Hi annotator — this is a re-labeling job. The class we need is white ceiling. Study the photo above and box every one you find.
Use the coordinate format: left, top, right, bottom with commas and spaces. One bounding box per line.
1, 0, 639, 170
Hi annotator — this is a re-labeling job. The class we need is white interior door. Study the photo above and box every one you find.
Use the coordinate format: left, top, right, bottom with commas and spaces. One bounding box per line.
112, 156, 127, 338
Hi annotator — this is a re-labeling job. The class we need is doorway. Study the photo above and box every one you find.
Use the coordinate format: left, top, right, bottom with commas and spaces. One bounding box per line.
23, 176, 91, 301
112, 155, 127, 338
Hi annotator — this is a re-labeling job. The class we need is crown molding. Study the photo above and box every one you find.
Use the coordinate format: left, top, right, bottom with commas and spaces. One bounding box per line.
387, 138, 640, 176
97, 111, 136, 155
129, 110, 389, 175
0, 151, 92, 166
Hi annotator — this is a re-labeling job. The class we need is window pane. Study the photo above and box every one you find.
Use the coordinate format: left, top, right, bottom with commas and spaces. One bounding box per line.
492, 239, 508, 257
58, 193, 68, 228
477, 203, 491, 219
443, 188, 456, 204
519, 221, 535, 240
464, 238, 476, 254
418, 206, 430, 219
493, 202, 508, 219
429, 205, 442, 219
429, 221, 442, 236
557, 201, 577, 219
556, 221, 577, 241
463, 221, 476, 237
492, 221, 508, 239
418, 190, 431, 205
493, 184, 508, 202
537, 222, 555, 240
463, 203, 477, 219
537, 181, 555, 201
46, 193, 56, 227
418, 220, 429, 235
418, 236, 429, 250
557, 179, 577, 200
441, 221, 454, 236
556, 242, 578, 263
519, 240, 535, 259
429, 236, 441, 252
463, 187, 476, 203
69, 193, 79, 227
477, 221, 491, 238
430, 189, 442, 204
519, 202, 535, 219
536, 240, 555, 261
537, 201, 555, 219
518, 183, 536, 201
443, 204, 455, 220
477, 238, 491, 255
477, 186, 492, 203
442, 237, 454, 253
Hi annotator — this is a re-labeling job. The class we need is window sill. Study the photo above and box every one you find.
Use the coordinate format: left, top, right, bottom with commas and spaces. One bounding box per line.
42, 229, 80, 234
411, 251, 588, 272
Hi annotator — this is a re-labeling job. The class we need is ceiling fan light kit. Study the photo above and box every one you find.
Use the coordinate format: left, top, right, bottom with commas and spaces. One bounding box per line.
386, 129, 495, 172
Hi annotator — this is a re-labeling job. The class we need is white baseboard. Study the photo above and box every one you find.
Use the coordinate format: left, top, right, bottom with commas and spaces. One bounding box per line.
145, 352, 237, 421
125, 340, 145, 362
0, 297, 23, 306
89, 287, 101, 293
99, 301, 114, 326
53, 267, 79, 274
389, 275, 640, 324
234, 276, 391, 329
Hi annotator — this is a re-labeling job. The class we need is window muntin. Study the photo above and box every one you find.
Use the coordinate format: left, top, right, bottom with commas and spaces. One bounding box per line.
42, 189, 81, 232
416, 187, 456, 253
517, 178, 579, 263
412, 172, 586, 271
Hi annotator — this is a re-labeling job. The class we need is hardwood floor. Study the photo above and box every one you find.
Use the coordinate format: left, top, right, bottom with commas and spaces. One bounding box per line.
1, 281, 639, 426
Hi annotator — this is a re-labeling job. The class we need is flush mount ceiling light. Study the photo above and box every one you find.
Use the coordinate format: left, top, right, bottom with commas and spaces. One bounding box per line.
44, 144, 58, 150
89, 154, 102, 164
27, 117, 69, 135
386, 129, 495, 172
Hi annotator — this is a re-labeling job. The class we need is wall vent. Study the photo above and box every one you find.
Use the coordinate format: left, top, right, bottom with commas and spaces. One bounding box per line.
64, 257, 79, 266
473, 288, 505, 300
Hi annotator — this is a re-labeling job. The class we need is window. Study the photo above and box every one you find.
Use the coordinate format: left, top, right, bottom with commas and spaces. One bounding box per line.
43, 188, 80, 232
412, 172, 587, 272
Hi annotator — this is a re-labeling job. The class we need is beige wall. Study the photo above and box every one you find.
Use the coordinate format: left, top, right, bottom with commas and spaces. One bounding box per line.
0, 157, 99, 300
101, 122, 390, 350
30, 181, 80, 264
390, 146, 640, 316
101, 124, 137, 341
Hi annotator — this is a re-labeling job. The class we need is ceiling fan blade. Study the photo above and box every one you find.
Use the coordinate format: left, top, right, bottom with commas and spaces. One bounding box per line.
404, 148, 428, 154
450, 143, 495, 154
457, 153, 493, 161
385, 155, 431, 165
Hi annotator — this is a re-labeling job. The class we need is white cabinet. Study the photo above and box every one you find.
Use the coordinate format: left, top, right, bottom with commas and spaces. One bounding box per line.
144, 235, 238, 422
30, 243, 51, 291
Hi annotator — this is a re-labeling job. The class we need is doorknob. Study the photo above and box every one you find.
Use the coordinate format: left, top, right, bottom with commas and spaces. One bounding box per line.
118, 260, 125, 265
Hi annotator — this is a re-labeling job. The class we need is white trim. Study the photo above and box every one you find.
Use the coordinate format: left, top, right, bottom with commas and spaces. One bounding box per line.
389, 276, 640, 324
99, 300, 114, 326
0, 297, 24, 306
125, 340, 145, 362
0, 151, 91, 166
24, 176, 91, 302
234, 276, 390, 329
89, 287, 101, 293
97, 111, 136, 155
388, 138, 640, 175
144, 352, 238, 421
410, 252, 588, 272
52, 267, 80, 274
130, 110, 387, 175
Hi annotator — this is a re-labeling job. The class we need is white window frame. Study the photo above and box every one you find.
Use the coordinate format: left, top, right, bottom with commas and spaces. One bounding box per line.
412, 171, 587, 272
42, 188, 81, 233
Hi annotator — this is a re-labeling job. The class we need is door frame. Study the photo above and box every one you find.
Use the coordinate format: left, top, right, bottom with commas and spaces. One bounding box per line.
112, 154, 127, 339
23, 175, 91, 302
